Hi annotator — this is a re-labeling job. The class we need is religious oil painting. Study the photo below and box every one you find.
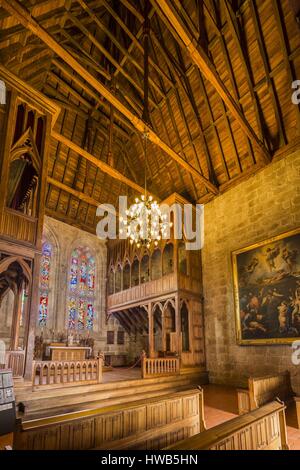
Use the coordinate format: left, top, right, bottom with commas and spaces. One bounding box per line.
233, 228, 300, 345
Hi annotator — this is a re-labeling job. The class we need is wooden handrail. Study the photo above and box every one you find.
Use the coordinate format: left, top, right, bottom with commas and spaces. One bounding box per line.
32, 358, 103, 389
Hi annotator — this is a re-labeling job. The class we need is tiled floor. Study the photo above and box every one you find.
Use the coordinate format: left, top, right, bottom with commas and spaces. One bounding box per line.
202, 384, 300, 450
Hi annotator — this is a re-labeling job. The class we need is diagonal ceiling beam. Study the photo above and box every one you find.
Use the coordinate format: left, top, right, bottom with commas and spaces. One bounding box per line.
47, 176, 118, 216
52, 131, 148, 196
47, 176, 101, 208
1, 0, 218, 195
152, 0, 272, 165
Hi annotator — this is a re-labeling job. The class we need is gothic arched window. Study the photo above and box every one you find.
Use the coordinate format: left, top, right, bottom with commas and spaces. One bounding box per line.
68, 247, 95, 331
39, 241, 52, 327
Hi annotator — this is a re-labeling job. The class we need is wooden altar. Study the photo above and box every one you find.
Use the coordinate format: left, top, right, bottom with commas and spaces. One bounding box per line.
49, 346, 91, 361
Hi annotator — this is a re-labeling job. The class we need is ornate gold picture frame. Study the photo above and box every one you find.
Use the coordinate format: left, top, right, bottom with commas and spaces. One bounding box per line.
232, 227, 300, 345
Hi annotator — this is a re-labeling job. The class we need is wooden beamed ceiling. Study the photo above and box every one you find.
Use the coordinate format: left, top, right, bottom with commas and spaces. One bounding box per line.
0, 0, 299, 232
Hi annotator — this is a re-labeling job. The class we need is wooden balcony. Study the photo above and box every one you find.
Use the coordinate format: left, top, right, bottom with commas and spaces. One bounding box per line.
107, 271, 202, 312
2, 208, 37, 245
107, 272, 177, 311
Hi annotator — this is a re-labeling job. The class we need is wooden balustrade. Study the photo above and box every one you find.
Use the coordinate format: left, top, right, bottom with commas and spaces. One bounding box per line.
108, 273, 177, 311
5, 350, 25, 378
32, 358, 103, 389
142, 356, 179, 378
165, 400, 289, 450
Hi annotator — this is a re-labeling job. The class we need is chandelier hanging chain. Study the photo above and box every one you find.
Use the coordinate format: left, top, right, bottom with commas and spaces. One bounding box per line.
144, 132, 148, 197
142, 0, 151, 127
121, 0, 172, 249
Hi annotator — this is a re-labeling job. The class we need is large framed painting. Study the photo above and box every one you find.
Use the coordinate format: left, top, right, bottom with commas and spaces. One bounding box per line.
232, 228, 300, 345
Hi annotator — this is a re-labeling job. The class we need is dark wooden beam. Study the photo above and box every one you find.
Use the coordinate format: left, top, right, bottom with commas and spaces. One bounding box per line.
1, 0, 218, 195
51, 131, 148, 195
152, 0, 272, 165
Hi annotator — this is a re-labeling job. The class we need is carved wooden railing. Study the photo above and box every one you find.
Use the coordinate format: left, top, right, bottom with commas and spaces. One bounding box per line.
32, 358, 103, 389
107, 272, 202, 312
142, 356, 179, 378
165, 400, 289, 450
107, 273, 177, 311
5, 350, 25, 378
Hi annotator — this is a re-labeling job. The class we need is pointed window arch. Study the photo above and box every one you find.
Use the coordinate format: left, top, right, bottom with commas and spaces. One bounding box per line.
68, 247, 96, 330
38, 241, 52, 327
123, 261, 131, 290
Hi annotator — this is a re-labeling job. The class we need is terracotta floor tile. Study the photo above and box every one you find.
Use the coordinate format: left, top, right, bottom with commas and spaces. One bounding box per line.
203, 384, 300, 450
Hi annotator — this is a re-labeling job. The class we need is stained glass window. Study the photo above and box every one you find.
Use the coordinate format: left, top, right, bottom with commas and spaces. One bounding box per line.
67, 247, 95, 331
39, 242, 52, 327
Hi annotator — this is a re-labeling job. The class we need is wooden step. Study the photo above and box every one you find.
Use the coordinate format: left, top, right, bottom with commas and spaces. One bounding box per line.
23, 384, 197, 420
16, 369, 207, 402
20, 376, 191, 412
17, 370, 208, 419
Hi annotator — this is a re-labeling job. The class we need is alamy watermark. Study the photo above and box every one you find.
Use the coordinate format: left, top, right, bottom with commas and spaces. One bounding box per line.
291, 341, 300, 365
0, 80, 6, 105
292, 80, 300, 105
96, 196, 204, 250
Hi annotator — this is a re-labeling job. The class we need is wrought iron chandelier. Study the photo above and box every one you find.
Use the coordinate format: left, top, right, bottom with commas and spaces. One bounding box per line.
122, 135, 172, 249
121, 0, 172, 249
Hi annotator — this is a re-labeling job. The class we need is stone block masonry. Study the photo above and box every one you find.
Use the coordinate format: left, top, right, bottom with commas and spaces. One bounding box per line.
202, 149, 300, 393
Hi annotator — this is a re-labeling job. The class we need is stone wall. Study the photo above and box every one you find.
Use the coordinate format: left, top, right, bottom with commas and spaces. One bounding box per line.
202, 149, 300, 393
39, 216, 129, 360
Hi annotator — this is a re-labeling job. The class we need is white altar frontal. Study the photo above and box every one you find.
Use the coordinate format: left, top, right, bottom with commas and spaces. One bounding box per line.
48, 346, 91, 361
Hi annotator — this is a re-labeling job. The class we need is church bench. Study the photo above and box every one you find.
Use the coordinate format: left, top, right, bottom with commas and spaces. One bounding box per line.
165, 400, 289, 450
14, 386, 206, 450
294, 397, 300, 430
237, 371, 294, 415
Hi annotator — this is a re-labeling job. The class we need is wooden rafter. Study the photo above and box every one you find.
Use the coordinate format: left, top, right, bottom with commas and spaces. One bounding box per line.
1, 0, 218, 195
152, 0, 272, 164
45, 208, 96, 234
51, 131, 148, 195
76, 0, 166, 100
48, 177, 99, 208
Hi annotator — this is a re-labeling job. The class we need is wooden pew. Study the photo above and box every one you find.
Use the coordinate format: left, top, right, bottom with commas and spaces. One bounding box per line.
237, 371, 294, 415
14, 387, 206, 450
165, 400, 289, 450
294, 397, 300, 430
